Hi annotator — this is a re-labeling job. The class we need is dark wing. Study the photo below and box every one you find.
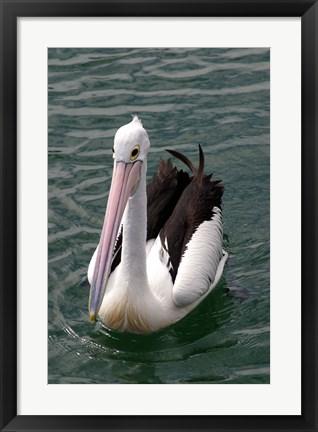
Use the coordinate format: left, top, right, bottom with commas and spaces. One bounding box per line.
146, 158, 191, 240
159, 145, 224, 283
110, 157, 191, 273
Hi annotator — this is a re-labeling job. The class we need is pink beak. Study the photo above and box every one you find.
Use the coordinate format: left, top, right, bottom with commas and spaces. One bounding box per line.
89, 160, 142, 321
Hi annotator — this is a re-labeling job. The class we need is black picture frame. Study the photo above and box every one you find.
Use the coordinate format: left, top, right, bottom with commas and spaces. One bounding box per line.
1, 1, 317, 431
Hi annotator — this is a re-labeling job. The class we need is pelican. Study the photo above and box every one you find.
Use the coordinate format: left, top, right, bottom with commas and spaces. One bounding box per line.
88, 116, 228, 334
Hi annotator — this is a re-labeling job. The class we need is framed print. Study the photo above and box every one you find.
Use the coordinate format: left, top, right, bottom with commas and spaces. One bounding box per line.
0, 1, 317, 431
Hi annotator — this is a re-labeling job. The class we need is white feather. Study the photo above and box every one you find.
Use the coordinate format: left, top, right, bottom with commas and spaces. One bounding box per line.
172, 207, 224, 307
87, 246, 98, 285
147, 236, 174, 303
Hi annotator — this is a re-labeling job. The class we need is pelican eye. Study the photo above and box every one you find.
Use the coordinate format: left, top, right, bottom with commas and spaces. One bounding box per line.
130, 145, 140, 161
112, 145, 115, 153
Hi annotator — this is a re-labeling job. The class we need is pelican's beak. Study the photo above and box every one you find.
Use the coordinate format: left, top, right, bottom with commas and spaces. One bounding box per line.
89, 160, 142, 321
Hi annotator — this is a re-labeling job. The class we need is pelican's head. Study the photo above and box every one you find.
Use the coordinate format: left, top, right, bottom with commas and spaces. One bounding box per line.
113, 115, 150, 163
88, 116, 149, 322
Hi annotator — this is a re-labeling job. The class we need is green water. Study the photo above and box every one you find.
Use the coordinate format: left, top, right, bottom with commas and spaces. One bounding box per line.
48, 48, 270, 384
